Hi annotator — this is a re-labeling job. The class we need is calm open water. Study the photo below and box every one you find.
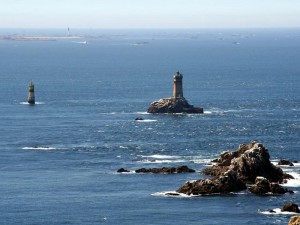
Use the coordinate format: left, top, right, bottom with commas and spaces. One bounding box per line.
0, 29, 299, 225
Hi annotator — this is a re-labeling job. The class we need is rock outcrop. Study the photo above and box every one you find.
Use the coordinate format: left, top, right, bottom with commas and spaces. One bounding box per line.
176, 142, 294, 196
202, 142, 293, 184
282, 203, 300, 213
289, 216, 300, 225
147, 97, 203, 114
117, 165, 195, 174
278, 159, 294, 166
248, 177, 293, 195
177, 169, 246, 195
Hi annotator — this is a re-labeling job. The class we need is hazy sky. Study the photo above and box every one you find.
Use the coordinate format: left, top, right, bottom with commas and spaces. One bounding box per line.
1, 0, 300, 29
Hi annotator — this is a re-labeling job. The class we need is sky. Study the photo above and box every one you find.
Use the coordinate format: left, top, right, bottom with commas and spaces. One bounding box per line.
1, 0, 300, 29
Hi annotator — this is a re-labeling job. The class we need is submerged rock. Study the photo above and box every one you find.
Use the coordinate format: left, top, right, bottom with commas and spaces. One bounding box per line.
147, 97, 203, 114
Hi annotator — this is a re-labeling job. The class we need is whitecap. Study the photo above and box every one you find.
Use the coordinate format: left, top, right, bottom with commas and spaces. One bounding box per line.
142, 154, 181, 159
141, 159, 187, 164
136, 112, 150, 115
151, 191, 194, 198
20, 101, 45, 105
119, 146, 129, 149
135, 119, 157, 122
22, 146, 62, 151
282, 172, 300, 187
259, 208, 300, 215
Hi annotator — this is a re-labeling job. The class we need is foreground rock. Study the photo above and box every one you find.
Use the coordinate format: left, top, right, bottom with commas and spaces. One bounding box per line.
202, 142, 293, 184
289, 216, 300, 225
177, 170, 246, 195
282, 203, 300, 213
176, 142, 294, 196
118, 166, 195, 174
147, 97, 203, 114
248, 177, 293, 195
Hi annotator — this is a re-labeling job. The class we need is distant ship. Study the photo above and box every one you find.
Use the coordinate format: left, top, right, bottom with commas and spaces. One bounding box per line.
27, 81, 35, 104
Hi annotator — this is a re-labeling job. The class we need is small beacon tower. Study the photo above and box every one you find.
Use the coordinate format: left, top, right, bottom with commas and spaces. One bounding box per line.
173, 71, 183, 99
27, 81, 35, 104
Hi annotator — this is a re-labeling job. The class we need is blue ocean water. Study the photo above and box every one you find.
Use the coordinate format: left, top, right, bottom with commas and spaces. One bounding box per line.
0, 29, 299, 225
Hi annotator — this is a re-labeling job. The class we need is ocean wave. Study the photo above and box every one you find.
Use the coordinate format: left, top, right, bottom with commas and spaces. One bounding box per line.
22, 146, 63, 151
259, 208, 300, 215
141, 159, 187, 164
142, 154, 181, 159
152, 190, 243, 198
282, 172, 300, 187
20, 101, 45, 105
136, 112, 150, 115
135, 119, 157, 122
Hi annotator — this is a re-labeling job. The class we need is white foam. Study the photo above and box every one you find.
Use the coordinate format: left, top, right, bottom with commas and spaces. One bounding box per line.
135, 119, 157, 122
119, 146, 129, 149
22, 146, 62, 150
151, 191, 195, 198
136, 112, 150, 115
142, 154, 181, 159
141, 159, 186, 164
282, 172, 300, 187
259, 208, 300, 215
20, 101, 45, 105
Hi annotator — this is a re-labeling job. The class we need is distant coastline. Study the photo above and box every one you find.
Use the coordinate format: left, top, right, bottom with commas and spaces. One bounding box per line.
0, 35, 82, 41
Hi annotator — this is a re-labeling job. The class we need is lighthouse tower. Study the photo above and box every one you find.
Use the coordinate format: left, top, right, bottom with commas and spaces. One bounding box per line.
173, 71, 183, 99
27, 81, 35, 104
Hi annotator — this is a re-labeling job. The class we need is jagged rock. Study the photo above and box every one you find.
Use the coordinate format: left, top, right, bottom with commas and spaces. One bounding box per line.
278, 159, 294, 166
282, 203, 300, 213
117, 168, 130, 173
147, 97, 203, 114
202, 142, 294, 184
135, 165, 195, 174
248, 177, 292, 195
177, 169, 247, 195
289, 216, 300, 225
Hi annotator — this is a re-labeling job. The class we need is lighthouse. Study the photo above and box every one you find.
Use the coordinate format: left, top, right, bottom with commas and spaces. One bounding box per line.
27, 81, 35, 104
173, 71, 183, 98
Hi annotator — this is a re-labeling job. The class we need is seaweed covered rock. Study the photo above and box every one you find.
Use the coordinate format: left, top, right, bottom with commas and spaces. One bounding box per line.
202, 142, 293, 184
147, 97, 203, 114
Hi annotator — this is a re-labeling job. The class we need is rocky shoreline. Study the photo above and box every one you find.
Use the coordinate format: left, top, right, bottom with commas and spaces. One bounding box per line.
177, 142, 294, 196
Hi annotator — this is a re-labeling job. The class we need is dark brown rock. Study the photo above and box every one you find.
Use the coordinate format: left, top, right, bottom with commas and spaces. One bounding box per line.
117, 168, 130, 173
147, 97, 203, 114
248, 177, 292, 195
135, 166, 195, 174
278, 159, 294, 166
282, 203, 300, 213
177, 169, 247, 195
202, 142, 294, 184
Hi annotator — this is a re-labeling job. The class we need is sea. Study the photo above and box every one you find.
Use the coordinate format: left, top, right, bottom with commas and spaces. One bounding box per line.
0, 28, 299, 225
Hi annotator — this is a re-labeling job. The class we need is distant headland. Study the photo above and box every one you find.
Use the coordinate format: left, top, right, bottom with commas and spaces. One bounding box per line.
147, 72, 203, 114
